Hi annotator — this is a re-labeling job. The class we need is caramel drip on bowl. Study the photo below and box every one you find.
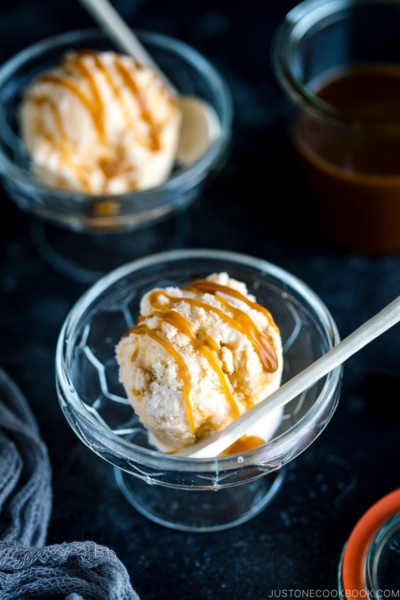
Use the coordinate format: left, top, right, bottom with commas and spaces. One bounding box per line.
220, 435, 265, 456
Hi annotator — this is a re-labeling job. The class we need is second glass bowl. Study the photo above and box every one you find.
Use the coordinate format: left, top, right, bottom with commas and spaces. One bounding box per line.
56, 249, 343, 531
0, 29, 232, 280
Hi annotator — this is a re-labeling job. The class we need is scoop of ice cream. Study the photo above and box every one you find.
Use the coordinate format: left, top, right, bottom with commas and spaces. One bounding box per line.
116, 272, 284, 454
19, 50, 181, 194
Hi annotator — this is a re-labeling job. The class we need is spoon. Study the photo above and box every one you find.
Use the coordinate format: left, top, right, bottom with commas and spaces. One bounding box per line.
78, 0, 221, 166
173, 295, 400, 458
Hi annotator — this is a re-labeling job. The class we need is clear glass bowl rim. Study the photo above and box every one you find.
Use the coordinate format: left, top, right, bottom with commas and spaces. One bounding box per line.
56, 248, 342, 472
271, 0, 400, 130
0, 27, 233, 203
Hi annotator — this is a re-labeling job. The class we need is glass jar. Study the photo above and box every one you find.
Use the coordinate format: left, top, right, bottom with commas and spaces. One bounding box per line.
338, 489, 400, 596
271, 0, 400, 255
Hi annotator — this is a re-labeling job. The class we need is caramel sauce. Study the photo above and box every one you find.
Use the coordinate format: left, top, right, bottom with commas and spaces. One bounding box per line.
39, 73, 97, 130
294, 64, 400, 254
148, 289, 277, 375
185, 280, 277, 329
63, 53, 106, 141
154, 309, 240, 420
220, 435, 264, 456
30, 94, 91, 192
29, 50, 165, 190
93, 201, 120, 217
31, 96, 65, 145
132, 323, 195, 432
184, 280, 278, 371
124, 280, 279, 436
113, 58, 160, 152
81, 51, 138, 144
98, 158, 119, 179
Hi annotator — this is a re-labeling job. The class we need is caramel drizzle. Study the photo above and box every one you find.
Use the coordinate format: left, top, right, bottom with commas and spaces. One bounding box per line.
183, 281, 278, 372
113, 58, 160, 151
185, 280, 278, 329
29, 94, 91, 191
38, 73, 98, 130
132, 323, 194, 432
31, 96, 65, 144
63, 53, 105, 141
154, 309, 240, 420
80, 51, 135, 140
126, 281, 279, 435
149, 291, 277, 373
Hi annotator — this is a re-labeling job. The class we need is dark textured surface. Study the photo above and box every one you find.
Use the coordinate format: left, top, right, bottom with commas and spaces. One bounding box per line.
1, 1, 400, 598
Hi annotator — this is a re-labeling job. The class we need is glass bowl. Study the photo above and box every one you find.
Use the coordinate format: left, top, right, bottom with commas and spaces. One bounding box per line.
56, 249, 343, 531
0, 29, 232, 281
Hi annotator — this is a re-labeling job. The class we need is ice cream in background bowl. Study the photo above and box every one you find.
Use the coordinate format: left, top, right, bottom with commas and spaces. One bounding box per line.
19, 49, 182, 195
56, 249, 343, 531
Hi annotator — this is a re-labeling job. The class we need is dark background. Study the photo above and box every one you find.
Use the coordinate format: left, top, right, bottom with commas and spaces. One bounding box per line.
1, 0, 400, 598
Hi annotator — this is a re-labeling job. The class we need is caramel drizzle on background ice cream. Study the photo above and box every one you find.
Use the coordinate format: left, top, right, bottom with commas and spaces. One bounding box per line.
125, 279, 279, 436
113, 57, 160, 151
29, 50, 166, 189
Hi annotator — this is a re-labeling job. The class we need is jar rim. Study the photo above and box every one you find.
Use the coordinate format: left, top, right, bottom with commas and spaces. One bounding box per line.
340, 489, 400, 594
271, 0, 400, 131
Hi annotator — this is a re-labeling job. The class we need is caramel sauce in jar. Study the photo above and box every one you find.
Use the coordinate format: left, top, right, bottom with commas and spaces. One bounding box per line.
293, 64, 400, 255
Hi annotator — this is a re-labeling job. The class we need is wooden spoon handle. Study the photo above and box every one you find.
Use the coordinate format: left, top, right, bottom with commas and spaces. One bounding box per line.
78, 0, 177, 96
185, 295, 400, 458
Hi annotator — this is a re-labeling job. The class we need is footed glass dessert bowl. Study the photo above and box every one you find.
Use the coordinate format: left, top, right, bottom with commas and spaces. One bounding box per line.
56, 249, 343, 531
0, 29, 232, 282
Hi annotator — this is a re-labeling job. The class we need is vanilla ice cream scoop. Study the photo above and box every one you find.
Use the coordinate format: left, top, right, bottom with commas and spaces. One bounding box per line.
116, 273, 284, 454
19, 50, 181, 194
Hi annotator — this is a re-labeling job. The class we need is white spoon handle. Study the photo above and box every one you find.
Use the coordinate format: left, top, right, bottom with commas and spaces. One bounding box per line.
179, 295, 400, 458
78, 0, 177, 96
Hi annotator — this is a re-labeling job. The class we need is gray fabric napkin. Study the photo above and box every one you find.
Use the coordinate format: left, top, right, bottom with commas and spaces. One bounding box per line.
0, 368, 52, 547
0, 367, 139, 600
0, 540, 139, 600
